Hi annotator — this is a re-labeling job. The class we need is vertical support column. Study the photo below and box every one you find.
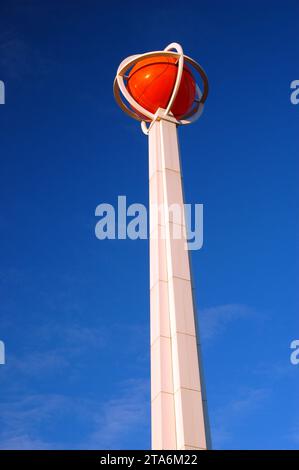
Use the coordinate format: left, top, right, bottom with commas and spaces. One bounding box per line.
149, 120, 177, 450
149, 115, 210, 450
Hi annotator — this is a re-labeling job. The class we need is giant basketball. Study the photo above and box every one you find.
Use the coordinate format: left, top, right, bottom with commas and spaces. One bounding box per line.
127, 56, 196, 120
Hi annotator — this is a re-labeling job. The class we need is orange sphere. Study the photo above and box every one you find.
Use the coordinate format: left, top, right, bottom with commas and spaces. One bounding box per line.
127, 56, 196, 120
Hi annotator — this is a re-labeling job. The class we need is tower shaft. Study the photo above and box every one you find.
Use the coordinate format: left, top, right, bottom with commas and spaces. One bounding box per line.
149, 115, 210, 450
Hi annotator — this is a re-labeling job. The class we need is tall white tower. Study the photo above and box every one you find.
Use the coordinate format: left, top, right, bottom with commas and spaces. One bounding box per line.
114, 43, 211, 450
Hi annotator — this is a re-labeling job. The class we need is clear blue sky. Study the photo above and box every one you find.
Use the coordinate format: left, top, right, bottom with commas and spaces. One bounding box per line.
0, 0, 298, 450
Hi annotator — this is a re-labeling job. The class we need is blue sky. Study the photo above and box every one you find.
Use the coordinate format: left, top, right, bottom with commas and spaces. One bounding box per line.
0, 0, 298, 449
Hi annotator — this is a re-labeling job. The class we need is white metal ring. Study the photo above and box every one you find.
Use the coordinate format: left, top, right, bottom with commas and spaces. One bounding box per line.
113, 43, 208, 133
